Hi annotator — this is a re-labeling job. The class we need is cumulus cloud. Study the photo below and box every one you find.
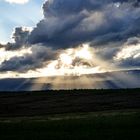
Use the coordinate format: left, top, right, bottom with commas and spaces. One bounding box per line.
114, 37, 140, 67
0, 0, 140, 77
5, 0, 29, 4
0, 45, 57, 72
6, 27, 31, 50
28, 0, 140, 49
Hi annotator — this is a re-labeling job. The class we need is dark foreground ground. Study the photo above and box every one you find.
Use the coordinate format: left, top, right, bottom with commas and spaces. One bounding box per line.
0, 89, 140, 140
0, 89, 140, 117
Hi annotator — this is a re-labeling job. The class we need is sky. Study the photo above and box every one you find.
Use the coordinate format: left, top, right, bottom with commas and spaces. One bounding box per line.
0, 0, 44, 43
0, 0, 140, 80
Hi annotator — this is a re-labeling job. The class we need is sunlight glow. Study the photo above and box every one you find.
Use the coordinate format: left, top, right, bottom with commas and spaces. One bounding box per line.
59, 54, 73, 66
0, 44, 111, 79
75, 44, 92, 60
33, 44, 105, 77
0, 47, 32, 64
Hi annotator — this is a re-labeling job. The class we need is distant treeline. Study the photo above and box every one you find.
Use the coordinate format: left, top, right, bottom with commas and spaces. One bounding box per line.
0, 88, 140, 96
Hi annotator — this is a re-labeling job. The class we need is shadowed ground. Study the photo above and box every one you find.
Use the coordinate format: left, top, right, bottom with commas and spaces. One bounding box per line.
0, 89, 140, 117
0, 89, 140, 140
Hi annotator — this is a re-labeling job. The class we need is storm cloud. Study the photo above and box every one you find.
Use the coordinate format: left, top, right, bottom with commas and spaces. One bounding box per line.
28, 0, 140, 49
0, 45, 57, 72
114, 37, 140, 67
0, 0, 140, 74
6, 27, 31, 50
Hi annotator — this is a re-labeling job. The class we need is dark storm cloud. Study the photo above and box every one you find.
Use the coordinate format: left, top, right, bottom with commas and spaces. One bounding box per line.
115, 51, 140, 67
126, 37, 140, 45
12, 27, 29, 46
28, 0, 140, 49
120, 57, 140, 67
6, 27, 30, 50
0, 45, 57, 72
0, 0, 140, 73
114, 36, 140, 67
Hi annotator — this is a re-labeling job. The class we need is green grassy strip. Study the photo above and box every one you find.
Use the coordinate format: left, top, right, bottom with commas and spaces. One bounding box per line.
0, 111, 140, 140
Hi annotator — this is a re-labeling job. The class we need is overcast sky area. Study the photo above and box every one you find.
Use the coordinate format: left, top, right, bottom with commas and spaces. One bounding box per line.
0, 0, 140, 79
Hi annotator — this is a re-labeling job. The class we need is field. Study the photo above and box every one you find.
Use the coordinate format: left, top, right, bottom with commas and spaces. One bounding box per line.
0, 89, 140, 139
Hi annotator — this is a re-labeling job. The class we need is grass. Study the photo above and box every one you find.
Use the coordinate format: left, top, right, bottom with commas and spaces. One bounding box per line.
0, 89, 140, 139
0, 111, 140, 140
0, 88, 140, 117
